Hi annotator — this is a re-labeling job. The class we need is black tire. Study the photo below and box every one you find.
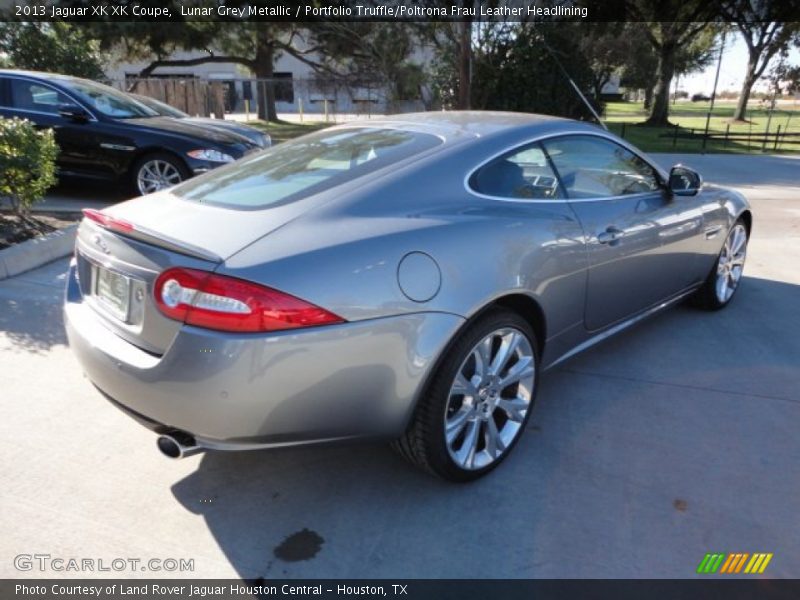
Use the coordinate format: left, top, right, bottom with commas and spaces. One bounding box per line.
690, 218, 749, 311
393, 308, 540, 482
130, 152, 190, 196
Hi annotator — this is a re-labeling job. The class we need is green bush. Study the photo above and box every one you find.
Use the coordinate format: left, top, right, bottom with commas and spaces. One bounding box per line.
0, 117, 58, 214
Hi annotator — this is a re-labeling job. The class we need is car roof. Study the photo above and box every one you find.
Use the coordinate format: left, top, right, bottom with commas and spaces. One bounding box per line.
332, 111, 578, 143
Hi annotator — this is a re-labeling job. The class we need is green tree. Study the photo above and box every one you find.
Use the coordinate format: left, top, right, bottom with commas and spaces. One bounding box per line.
0, 23, 104, 79
627, 1, 721, 126
721, 1, 800, 121
466, 22, 599, 120
0, 118, 58, 215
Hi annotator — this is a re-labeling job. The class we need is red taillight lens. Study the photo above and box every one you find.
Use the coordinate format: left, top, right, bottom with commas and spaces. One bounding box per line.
153, 268, 345, 333
82, 208, 135, 233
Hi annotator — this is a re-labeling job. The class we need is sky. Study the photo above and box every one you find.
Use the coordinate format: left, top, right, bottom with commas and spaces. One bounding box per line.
680, 32, 800, 96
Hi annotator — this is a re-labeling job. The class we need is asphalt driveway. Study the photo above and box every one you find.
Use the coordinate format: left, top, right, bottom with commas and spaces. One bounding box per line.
1, 155, 798, 579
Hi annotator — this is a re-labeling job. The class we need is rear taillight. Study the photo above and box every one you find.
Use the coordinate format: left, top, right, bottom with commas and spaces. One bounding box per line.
82, 208, 135, 233
153, 268, 345, 333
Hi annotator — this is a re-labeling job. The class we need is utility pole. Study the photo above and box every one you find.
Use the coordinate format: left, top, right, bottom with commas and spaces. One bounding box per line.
702, 29, 727, 152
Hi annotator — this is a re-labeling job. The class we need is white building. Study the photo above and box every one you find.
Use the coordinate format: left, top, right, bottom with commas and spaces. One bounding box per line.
105, 42, 431, 115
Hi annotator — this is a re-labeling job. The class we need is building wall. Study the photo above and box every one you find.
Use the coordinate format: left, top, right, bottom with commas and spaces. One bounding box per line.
106, 43, 431, 115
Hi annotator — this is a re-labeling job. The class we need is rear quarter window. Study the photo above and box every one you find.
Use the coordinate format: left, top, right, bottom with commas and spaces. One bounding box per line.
174, 127, 442, 209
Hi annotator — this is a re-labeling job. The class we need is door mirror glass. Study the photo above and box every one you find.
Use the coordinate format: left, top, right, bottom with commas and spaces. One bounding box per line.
669, 165, 702, 196
58, 103, 90, 122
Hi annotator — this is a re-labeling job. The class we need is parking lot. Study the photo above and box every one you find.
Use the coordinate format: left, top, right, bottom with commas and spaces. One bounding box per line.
1, 154, 798, 579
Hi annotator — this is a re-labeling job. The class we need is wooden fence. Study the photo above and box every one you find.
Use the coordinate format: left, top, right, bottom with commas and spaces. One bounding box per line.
116, 78, 226, 119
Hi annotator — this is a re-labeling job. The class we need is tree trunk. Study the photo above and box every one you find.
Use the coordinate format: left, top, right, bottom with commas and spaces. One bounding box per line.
644, 41, 676, 126
254, 27, 278, 122
643, 85, 654, 111
733, 52, 759, 122
456, 16, 472, 110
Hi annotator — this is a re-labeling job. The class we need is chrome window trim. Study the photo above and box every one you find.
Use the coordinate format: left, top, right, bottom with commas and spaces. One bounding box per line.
0, 74, 99, 121
464, 130, 669, 205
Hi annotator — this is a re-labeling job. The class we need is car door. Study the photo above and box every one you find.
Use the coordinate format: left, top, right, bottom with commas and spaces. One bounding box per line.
542, 134, 704, 331
0, 76, 110, 179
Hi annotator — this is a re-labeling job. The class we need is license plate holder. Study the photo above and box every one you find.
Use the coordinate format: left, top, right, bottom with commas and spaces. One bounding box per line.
95, 266, 131, 321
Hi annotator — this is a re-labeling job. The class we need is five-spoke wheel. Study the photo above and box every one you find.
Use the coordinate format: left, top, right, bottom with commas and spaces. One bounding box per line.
394, 309, 539, 482
715, 223, 747, 304
445, 327, 535, 471
691, 218, 749, 310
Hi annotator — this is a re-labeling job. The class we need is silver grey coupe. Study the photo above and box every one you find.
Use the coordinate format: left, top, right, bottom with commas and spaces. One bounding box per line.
64, 112, 751, 481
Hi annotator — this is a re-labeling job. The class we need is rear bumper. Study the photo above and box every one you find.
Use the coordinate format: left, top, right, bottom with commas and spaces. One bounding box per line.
64, 263, 464, 449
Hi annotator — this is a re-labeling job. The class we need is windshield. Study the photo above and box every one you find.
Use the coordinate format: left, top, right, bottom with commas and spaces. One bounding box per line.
61, 79, 158, 119
134, 94, 187, 118
173, 127, 442, 209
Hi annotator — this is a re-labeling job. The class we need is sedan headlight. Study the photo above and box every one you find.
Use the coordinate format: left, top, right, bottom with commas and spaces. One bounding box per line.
187, 149, 235, 163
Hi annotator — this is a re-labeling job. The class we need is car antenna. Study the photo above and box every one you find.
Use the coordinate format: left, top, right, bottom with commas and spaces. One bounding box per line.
541, 37, 609, 131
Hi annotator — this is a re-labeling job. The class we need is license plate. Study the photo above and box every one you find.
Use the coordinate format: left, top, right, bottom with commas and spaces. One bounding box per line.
95, 266, 131, 321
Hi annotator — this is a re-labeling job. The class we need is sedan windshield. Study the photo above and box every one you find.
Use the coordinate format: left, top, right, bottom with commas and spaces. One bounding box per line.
173, 127, 442, 209
134, 94, 188, 118
61, 79, 158, 119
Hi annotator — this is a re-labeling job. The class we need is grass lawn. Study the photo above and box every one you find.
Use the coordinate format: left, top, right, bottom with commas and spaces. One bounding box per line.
246, 120, 331, 144
603, 101, 800, 154
243, 107, 800, 155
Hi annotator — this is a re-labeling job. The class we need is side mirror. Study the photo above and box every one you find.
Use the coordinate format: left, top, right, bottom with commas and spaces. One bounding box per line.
669, 165, 703, 196
58, 104, 90, 122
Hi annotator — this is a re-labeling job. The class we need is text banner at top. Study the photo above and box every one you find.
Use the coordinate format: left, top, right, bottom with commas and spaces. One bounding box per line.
1, 0, 794, 23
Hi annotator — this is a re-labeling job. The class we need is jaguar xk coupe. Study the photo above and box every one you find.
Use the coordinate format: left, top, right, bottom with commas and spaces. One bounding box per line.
64, 112, 751, 481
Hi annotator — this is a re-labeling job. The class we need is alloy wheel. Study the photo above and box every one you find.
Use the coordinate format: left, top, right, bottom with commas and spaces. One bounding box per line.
715, 223, 747, 304
444, 327, 535, 470
137, 159, 183, 195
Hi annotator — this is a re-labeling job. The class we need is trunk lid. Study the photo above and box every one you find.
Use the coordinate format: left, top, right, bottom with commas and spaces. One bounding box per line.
75, 190, 323, 354
103, 190, 315, 260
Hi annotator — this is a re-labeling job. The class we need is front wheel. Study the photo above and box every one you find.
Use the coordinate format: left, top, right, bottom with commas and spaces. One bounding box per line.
132, 153, 189, 196
394, 309, 539, 482
691, 219, 749, 310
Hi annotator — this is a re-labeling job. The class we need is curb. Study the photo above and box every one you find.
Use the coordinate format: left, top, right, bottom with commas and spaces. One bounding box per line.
0, 224, 77, 281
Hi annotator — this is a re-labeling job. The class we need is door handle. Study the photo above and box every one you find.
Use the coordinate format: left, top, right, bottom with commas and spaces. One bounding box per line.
597, 227, 625, 244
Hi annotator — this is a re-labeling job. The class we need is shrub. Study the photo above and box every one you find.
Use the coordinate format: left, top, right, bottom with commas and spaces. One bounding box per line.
0, 117, 58, 214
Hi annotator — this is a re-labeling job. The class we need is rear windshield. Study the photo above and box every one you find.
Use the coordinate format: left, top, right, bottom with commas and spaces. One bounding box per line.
174, 127, 442, 209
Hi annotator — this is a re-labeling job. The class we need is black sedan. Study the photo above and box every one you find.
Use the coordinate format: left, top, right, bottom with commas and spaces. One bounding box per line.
131, 93, 271, 149
0, 70, 261, 195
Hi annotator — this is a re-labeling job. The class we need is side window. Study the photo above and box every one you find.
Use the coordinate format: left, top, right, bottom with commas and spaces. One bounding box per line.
9, 80, 70, 114
0, 77, 8, 107
470, 143, 562, 200
542, 135, 660, 199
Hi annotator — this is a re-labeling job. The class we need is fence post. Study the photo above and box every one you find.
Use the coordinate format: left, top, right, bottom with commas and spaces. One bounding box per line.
298, 98, 304, 123
324, 99, 329, 122
773, 125, 781, 152
673, 123, 679, 148
761, 120, 770, 152
620, 122, 626, 139
724, 124, 730, 148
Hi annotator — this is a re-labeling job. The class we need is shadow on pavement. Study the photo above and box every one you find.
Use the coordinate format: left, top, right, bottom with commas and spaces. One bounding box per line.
168, 275, 800, 579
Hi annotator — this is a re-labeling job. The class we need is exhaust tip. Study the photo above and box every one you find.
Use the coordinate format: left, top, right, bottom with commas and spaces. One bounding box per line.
157, 431, 203, 459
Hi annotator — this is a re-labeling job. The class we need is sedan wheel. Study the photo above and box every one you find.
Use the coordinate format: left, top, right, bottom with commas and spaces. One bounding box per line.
394, 309, 539, 481
135, 156, 186, 195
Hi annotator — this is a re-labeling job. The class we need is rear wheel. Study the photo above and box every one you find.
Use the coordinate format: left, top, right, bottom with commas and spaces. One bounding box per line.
691, 219, 749, 310
132, 153, 189, 196
394, 309, 539, 482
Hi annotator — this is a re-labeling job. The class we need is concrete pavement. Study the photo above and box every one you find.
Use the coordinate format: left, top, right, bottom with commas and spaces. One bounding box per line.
0, 157, 798, 579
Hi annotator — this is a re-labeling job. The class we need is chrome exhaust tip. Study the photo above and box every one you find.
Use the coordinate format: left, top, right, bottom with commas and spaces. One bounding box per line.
156, 431, 204, 459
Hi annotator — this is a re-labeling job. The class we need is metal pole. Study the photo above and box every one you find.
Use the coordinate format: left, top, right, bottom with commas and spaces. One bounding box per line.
541, 39, 607, 130
702, 30, 726, 153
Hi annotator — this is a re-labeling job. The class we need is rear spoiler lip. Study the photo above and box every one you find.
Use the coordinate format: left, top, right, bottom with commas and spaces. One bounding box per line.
81, 210, 223, 264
